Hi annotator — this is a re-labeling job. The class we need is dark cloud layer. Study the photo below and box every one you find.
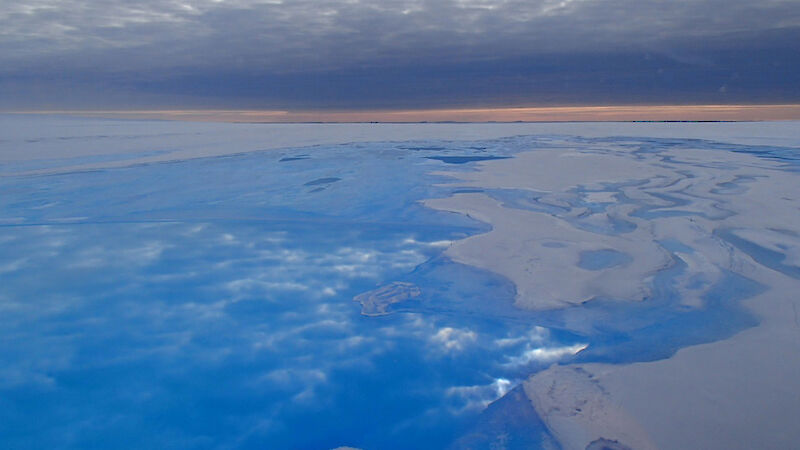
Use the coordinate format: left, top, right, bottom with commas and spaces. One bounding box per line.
2, 0, 799, 109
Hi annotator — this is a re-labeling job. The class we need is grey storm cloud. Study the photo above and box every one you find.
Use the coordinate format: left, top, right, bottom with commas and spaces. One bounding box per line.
2, 0, 800, 108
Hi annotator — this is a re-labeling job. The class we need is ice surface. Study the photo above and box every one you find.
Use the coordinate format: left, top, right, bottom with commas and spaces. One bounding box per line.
3, 114, 800, 175
426, 139, 800, 313
0, 118, 592, 449
1, 116, 799, 449
415, 133, 800, 448
523, 365, 657, 450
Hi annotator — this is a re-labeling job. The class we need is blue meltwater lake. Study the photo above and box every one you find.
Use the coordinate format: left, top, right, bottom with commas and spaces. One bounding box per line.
1, 117, 798, 448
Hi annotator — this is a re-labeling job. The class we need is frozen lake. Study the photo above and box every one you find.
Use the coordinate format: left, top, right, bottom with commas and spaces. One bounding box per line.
1, 116, 799, 449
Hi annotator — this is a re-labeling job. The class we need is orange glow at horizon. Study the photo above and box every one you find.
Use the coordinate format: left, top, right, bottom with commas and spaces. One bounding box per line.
12, 104, 800, 123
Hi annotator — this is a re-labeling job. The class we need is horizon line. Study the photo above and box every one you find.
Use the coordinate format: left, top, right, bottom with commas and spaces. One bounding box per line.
6, 104, 800, 123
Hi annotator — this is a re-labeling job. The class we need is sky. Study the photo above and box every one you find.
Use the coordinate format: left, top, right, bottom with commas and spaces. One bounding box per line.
1, 0, 800, 111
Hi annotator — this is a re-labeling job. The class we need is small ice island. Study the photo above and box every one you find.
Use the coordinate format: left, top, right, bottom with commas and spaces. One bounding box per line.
354, 281, 422, 316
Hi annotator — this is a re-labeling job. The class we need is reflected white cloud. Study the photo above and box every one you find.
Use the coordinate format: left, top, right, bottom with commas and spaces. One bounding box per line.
123, 241, 169, 264
403, 237, 453, 248
494, 326, 549, 348
0, 366, 57, 389
321, 287, 337, 296
227, 278, 309, 292
446, 377, 514, 412
261, 368, 328, 388
432, 327, 477, 352
503, 343, 588, 368
68, 240, 169, 268
0, 257, 28, 274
